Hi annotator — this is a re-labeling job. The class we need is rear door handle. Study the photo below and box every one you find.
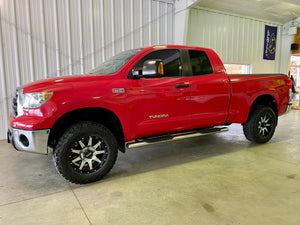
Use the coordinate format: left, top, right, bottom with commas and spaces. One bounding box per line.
175, 83, 190, 88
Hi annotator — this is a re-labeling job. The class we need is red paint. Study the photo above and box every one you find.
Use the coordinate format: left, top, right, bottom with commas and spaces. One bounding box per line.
9, 45, 291, 142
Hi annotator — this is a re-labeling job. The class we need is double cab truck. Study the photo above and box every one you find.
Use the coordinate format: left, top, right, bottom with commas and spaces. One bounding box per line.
7, 45, 292, 184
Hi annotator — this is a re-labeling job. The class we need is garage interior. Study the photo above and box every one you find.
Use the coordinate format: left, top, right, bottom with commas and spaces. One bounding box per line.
1, 0, 300, 224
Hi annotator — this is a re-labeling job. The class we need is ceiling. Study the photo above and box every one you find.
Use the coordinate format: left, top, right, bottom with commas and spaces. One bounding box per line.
191, 0, 300, 24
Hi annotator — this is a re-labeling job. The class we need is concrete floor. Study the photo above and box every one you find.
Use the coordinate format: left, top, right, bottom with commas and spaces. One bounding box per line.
0, 110, 300, 225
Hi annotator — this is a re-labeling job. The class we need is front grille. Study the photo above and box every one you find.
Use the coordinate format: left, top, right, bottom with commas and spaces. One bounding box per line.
12, 89, 18, 117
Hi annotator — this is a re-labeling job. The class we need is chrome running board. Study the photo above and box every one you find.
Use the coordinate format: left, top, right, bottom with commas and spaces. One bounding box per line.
126, 127, 229, 149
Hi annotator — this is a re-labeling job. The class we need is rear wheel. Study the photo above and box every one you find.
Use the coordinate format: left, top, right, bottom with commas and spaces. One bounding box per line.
243, 105, 277, 143
54, 121, 118, 184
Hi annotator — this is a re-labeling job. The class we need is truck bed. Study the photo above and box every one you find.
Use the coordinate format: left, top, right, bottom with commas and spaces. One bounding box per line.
227, 73, 290, 124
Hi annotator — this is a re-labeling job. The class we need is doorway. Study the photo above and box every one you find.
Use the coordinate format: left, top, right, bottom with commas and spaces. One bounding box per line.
290, 55, 300, 109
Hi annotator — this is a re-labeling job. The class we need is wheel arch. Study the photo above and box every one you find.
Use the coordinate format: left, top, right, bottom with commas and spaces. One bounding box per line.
48, 107, 126, 153
247, 94, 278, 123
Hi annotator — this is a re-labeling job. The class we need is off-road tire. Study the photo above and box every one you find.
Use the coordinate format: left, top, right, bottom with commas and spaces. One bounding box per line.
54, 121, 118, 184
243, 105, 277, 144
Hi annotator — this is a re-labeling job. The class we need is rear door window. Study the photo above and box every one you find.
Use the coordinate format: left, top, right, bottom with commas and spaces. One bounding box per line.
188, 50, 213, 76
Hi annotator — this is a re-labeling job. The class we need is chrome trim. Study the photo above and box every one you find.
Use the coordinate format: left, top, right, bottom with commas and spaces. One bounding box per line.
8, 127, 50, 154
285, 102, 292, 114
12, 87, 24, 118
17, 88, 24, 117
127, 127, 229, 149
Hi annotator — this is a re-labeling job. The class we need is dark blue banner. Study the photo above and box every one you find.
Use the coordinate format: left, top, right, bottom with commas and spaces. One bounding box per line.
263, 25, 277, 60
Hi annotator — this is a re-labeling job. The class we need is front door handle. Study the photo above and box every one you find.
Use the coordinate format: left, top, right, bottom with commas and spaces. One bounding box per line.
175, 83, 190, 88
223, 79, 230, 88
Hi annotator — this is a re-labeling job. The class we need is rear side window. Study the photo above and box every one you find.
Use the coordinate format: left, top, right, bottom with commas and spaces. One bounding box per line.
133, 49, 181, 78
188, 50, 213, 76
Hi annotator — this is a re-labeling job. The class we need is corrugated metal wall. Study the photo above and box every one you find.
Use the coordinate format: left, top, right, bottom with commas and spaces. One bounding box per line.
186, 7, 282, 74
0, 0, 174, 140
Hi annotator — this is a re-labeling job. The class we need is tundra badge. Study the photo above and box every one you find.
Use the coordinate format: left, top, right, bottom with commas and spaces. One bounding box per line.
149, 114, 169, 119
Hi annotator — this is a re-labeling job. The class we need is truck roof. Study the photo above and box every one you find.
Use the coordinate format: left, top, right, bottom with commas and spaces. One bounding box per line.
144, 45, 213, 52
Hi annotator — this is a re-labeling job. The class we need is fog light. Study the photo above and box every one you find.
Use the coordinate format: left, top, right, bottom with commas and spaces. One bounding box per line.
19, 134, 29, 147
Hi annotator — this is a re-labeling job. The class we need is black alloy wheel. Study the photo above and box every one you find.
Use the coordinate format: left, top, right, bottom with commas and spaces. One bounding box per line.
257, 113, 273, 137
69, 135, 108, 174
54, 122, 118, 184
243, 105, 277, 143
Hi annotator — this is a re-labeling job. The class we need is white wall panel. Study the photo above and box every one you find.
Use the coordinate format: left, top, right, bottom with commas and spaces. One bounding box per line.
186, 7, 282, 74
0, 0, 174, 140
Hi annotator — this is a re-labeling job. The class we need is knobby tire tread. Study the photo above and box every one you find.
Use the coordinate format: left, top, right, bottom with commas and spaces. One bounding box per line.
54, 121, 118, 184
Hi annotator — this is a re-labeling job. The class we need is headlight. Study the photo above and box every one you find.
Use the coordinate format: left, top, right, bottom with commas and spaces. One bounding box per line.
22, 92, 53, 108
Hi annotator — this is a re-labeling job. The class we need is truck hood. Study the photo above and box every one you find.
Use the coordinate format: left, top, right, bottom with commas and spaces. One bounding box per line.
23, 74, 103, 93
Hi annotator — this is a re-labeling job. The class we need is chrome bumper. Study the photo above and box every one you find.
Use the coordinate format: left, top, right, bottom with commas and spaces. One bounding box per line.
7, 127, 50, 154
285, 102, 292, 114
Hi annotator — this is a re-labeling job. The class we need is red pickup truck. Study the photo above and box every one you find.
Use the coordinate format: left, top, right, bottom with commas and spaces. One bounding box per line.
7, 45, 292, 184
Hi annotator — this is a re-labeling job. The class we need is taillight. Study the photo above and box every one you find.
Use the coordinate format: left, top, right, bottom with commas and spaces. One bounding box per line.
285, 78, 292, 89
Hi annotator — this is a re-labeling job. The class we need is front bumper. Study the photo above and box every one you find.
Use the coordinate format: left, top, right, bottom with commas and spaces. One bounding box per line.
7, 127, 50, 154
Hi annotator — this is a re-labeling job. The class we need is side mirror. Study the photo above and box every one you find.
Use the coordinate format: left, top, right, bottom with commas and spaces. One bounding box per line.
132, 59, 164, 78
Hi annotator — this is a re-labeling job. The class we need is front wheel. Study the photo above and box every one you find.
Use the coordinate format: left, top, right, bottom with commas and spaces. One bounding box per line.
243, 105, 277, 143
54, 121, 118, 184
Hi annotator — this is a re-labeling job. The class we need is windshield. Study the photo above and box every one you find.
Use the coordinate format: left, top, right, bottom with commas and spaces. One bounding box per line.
89, 49, 143, 75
